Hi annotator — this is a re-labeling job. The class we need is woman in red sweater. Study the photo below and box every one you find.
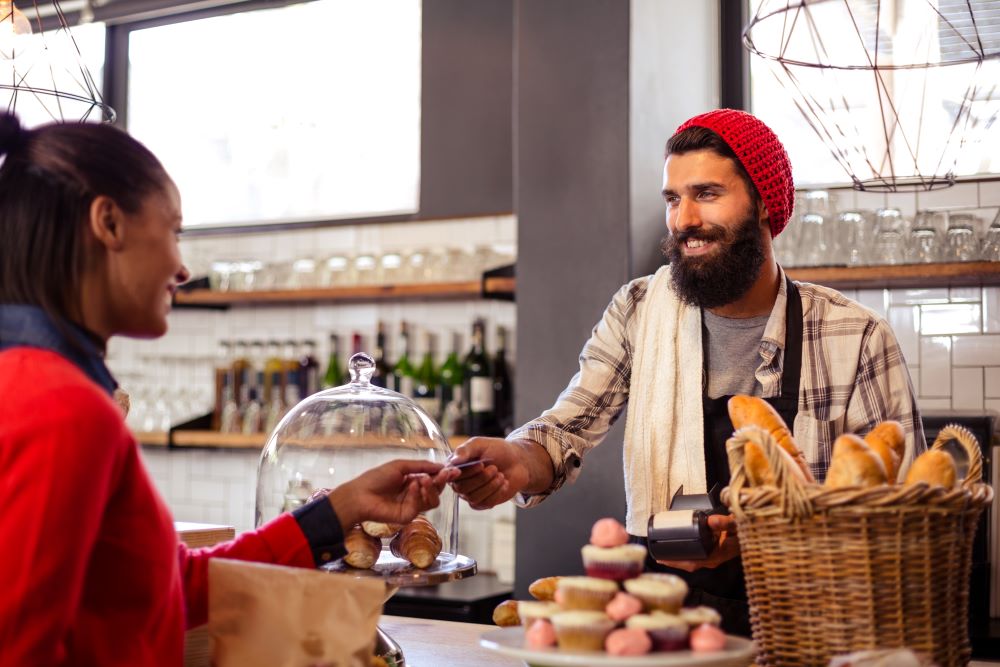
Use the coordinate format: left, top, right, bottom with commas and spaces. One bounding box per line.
0, 113, 457, 666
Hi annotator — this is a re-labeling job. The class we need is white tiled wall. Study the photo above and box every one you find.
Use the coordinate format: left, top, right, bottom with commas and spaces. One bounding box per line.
122, 214, 519, 578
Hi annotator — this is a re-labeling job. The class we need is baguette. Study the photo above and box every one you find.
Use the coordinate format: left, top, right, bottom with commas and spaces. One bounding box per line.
344, 525, 382, 569
823, 434, 888, 488
389, 515, 442, 569
744, 438, 808, 486
904, 449, 957, 488
863, 421, 905, 483
728, 395, 815, 482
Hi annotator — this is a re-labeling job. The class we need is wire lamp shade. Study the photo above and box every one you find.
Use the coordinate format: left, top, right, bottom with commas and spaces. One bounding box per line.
0, 0, 114, 125
744, 0, 1000, 191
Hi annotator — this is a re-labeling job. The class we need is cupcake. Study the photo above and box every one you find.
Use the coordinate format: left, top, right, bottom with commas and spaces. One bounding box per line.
556, 576, 619, 611
551, 611, 616, 651
605, 627, 653, 656
518, 600, 561, 627
525, 619, 557, 648
626, 613, 690, 651
581, 544, 647, 581
679, 605, 722, 628
689, 623, 727, 652
590, 517, 629, 547
624, 573, 688, 613
605, 592, 643, 623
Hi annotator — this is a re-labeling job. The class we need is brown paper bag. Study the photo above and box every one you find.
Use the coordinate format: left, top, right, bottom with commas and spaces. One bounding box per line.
209, 558, 385, 667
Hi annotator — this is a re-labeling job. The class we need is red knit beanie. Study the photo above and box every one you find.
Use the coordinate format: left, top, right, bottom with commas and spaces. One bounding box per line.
673, 109, 795, 238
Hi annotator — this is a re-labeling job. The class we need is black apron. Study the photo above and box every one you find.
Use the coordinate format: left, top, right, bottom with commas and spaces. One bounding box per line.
630, 277, 803, 638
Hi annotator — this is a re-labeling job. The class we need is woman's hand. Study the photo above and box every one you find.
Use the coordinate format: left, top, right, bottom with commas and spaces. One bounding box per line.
655, 514, 740, 572
326, 459, 459, 531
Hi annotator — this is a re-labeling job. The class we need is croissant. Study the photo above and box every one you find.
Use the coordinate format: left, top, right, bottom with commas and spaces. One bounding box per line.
390, 515, 442, 569
361, 521, 403, 538
344, 524, 382, 569
493, 599, 520, 627
864, 421, 905, 483
528, 576, 562, 601
824, 434, 888, 489
728, 395, 815, 482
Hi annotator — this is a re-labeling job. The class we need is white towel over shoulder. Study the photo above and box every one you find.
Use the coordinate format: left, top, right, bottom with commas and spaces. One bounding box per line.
622, 265, 705, 536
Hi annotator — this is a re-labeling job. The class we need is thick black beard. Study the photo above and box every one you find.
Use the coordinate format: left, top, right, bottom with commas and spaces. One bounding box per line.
660, 211, 767, 309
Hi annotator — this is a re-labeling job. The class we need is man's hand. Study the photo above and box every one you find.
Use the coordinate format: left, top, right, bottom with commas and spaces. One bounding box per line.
655, 514, 740, 572
448, 437, 552, 510
327, 459, 459, 532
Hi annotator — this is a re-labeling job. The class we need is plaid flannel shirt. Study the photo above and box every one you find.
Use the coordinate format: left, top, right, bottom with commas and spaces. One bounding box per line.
510, 270, 926, 505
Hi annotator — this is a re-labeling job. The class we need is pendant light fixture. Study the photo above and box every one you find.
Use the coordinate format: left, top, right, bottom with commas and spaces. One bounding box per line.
0, 0, 114, 125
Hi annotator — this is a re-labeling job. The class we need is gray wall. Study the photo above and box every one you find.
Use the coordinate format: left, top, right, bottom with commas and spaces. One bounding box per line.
513, 0, 720, 598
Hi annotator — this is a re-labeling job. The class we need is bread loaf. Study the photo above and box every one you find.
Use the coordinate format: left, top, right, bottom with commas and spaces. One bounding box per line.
823, 434, 888, 488
904, 449, 958, 488
728, 395, 814, 482
863, 421, 905, 483
528, 576, 562, 601
492, 599, 520, 627
344, 525, 382, 569
389, 515, 442, 569
744, 438, 809, 487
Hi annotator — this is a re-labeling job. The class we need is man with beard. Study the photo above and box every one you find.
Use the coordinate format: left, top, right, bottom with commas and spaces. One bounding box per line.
448, 109, 923, 635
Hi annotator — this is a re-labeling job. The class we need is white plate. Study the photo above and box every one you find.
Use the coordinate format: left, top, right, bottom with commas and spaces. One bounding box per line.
480, 627, 755, 667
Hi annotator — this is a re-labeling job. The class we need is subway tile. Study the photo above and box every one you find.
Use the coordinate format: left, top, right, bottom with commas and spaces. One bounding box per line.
950, 287, 982, 303
953, 335, 1000, 366
888, 288, 950, 306
915, 182, 979, 210
986, 368, 1000, 399
952, 367, 985, 411
885, 191, 918, 219
918, 304, 981, 336
918, 398, 954, 411
908, 364, 921, 396
856, 289, 888, 317
985, 288, 1000, 333
190, 479, 227, 504
887, 306, 920, 362
919, 336, 952, 398
855, 190, 888, 214
980, 181, 1000, 207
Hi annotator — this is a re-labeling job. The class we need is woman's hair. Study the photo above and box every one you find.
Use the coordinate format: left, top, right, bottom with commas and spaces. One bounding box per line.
0, 113, 169, 320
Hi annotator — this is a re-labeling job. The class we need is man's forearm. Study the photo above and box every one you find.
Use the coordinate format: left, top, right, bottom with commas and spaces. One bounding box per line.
509, 438, 555, 494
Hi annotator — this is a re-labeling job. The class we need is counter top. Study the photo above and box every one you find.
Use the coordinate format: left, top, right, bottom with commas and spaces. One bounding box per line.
379, 615, 1000, 667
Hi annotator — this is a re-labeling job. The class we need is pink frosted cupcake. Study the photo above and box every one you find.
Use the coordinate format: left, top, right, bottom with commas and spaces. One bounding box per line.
581, 544, 647, 581
690, 623, 727, 652
590, 517, 629, 547
626, 613, 689, 651
551, 611, 616, 652
605, 627, 653, 656
605, 592, 643, 623
556, 576, 619, 611
525, 619, 557, 648
624, 573, 688, 613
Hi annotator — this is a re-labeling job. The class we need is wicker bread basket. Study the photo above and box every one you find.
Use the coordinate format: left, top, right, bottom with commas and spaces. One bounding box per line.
722, 424, 993, 667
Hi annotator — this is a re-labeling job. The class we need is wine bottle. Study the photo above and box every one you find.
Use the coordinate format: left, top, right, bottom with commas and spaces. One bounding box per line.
463, 319, 497, 436
493, 325, 513, 435
298, 339, 320, 397
323, 333, 345, 388
438, 332, 464, 436
413, 331, 440, 420
212, 340, 232, 431
392, 322, 414, 396
262, 339, 284, 404
372, 322, 392, 388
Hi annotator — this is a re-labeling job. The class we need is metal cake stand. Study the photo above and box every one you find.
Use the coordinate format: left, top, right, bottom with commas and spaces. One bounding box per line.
323, 552, 478, 666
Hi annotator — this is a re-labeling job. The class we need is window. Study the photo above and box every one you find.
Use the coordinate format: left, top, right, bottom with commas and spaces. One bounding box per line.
126, 0, 421, 228
749, 0, 1000, 187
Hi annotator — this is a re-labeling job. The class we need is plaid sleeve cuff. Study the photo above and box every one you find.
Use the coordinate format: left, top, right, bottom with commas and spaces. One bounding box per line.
291, 497, 347, 566
509, 424, 583, 507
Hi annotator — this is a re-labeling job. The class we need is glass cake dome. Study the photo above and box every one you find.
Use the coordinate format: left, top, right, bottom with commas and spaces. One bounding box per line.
255, 352, 459, 562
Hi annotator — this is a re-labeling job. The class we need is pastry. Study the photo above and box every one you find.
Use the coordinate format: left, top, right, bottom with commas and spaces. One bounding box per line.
518, 600, 561, 627
864, 421, 905, 482
492, 599, 520, 627
604, 627, 653, 656
823, 434, 888, 488
624, 573, 689, 614
556, 576, 619, 611
744, 436, 809, 486
605, 592, 643, 623
344, 525, 381, 569
581, 544, 646, 581
361, 521, 402, 538
727, 395, 815, 482
389, 515, 442, 568
689, 623, 726, 652
528, 576, 562, 601
625, 613, 689, 651
904, 449, 957, 488
551, 611, 616, 651
525, 619, 557, 648
679, 605, 722, 628
590, 517, 629, 547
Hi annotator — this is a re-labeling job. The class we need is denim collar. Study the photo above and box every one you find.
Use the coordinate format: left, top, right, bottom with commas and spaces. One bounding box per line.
0, 304, 117, 396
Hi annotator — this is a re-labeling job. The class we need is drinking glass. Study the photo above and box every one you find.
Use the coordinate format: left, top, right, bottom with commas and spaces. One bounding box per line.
943, 213, 980, 262
353, 253, 378, 285
795, 213, 828, 267
286, 258, 317, 289
872, 208, 906, 265
378, 251, 405, 285
321, 254, 351, 287
981, 212, 1000, 262
834, 210, 869, 266
906, 211, 943, 264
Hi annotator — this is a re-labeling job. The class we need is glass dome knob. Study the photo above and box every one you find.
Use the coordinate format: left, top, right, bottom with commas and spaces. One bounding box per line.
348, 352, 376, 385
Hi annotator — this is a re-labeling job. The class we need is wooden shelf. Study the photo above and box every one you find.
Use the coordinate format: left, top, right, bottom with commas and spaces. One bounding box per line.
786, 261, 1000, 290
175, 278, 514, 307
137, 429, 470, 450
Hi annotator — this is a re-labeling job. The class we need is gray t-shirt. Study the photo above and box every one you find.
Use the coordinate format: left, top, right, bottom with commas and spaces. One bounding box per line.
702, 309, 770, 399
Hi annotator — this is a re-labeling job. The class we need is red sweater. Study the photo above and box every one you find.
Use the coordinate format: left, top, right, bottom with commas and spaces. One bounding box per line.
0, 348, 317, 666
